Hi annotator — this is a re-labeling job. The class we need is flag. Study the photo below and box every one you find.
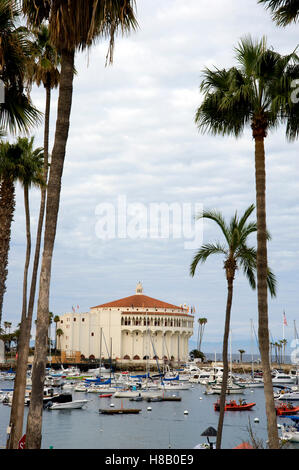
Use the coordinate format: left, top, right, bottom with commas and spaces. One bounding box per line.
283, 311, 287, 326
72, 305, 75, 313
77, 305, 79, 310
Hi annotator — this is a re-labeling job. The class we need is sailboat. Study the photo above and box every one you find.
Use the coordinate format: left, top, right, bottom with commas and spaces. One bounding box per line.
205, 330, 245, 395
235, 320, 264, 388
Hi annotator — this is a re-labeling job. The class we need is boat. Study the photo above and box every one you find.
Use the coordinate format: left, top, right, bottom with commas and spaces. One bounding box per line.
275, 389, 299, 401
276, 402, 299, 416
205, 381, 245, 395
214, 399, 256, 411
99, 408, 141, 414
46, 399, 89, 410
271, 372, 297, 386
280, 416, 299, 442
25, 387, 73, 407
99, 393, 113, 398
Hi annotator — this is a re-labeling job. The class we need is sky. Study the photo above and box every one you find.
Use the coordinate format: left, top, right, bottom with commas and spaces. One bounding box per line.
3, 0, 299, 356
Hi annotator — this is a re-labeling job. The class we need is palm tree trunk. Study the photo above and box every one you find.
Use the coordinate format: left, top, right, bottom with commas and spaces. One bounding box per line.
254, 134, 279, 448
6, 184, 31, 449
216, 276, 234, 449
26, 48, 75, 449
0, 177, 15, 328
7, 86, 52, 449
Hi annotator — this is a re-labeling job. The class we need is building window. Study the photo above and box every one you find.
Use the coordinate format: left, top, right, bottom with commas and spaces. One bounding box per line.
82, 318, 85, 322
74, 318, 76, 321
60, 320, 63, 324
91, 332, 94, 336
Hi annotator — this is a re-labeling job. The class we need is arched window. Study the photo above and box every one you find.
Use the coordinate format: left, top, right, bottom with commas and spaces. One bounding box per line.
123, 355, 130, 360
133, 355, 140, 360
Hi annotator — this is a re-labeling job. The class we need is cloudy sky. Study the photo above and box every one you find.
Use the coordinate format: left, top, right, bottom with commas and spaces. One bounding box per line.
4, 0, 299, 356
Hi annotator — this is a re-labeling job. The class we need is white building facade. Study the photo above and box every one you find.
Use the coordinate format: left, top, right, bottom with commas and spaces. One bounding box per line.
58, 283, 194, 363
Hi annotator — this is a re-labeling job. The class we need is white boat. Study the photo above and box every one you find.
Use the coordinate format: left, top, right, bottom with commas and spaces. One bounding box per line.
205, 381, 245, 395
47, 399, 89, 410
235, 377, 264, 388
272, 372, 297, 386
281, 416, 299, 443
276, 390, 299, 401
159, 382, 190, 390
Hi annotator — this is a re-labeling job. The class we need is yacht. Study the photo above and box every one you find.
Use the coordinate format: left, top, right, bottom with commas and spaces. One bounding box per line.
271, 372, 297, 386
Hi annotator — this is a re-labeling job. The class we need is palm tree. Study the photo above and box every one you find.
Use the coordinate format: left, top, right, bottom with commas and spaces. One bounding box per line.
238, 349, 245, 362
0, 0, 42, 327
281, 338, 287, 364
56, 328, 63, 352
53, 315, 60, 352
25, 23, 60, 332
190, 204, 276, 449
197, 318, 207, 352
6, 137, 45, 450
194, 35, 299, 448
0, 141, 24, 326
259, 0, 299, 25
21, 0, 138, 449
0, 0, 41, 135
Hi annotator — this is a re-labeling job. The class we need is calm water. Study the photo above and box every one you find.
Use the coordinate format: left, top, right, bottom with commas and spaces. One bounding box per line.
0, 379, 298, 449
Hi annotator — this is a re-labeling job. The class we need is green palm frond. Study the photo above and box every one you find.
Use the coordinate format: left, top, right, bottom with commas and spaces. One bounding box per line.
259, 0, 299, 26
190, 205, 277, 297
190, 243, 227, 277
196, 209, 231, 245
196, 34, 299, 139
267, 267, 277, 298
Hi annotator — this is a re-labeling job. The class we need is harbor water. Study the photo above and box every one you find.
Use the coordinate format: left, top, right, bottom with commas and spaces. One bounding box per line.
1, 378, 298, 449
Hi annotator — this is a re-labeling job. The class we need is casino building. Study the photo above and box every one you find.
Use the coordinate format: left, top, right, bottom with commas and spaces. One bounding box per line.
57, 283, 194, 363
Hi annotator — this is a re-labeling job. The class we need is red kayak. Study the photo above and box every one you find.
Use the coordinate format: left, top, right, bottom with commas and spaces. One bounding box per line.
214, 400, 256, 411
276, 403, 299, 416
98, 394, 113, 398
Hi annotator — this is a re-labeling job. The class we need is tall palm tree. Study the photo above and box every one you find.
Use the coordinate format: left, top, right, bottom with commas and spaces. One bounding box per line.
238, 349, 245, 362
21, 0, 138, 449
0, 1, 41, 327
259, 0, 299, 25
197, 317, 207, 352
194, 35, 299, 448
6, 137, 45, 450
7, 27, 61, 449
190, 204, 276, 449
53, 315, 59, 352
0, 141, 24, 326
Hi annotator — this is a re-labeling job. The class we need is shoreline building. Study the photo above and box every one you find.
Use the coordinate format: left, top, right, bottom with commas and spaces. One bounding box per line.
57, 283, 194, 363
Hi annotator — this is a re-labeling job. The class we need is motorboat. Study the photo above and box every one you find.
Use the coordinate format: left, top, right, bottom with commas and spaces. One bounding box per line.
159, 382, 190, 390
25, 387, 72, 407
280, 416, 299, 442
235, 377, 264, 388
275, 389, 299, 401
205, 380, 245, 395
214, 399, 256, 411
272, 372, 297, 386
46, 399, 89, 410
276, 402, 299, 416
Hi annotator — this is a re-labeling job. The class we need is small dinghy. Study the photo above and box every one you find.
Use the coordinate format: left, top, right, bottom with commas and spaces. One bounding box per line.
276, 402, 299, 416
46, 399, 89, 410
98, 394, 113, 398
214, 399, 256, 411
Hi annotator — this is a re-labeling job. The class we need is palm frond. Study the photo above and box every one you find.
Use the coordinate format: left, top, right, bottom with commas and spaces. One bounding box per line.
196, 209, 231, 245
190, 243, 227, 277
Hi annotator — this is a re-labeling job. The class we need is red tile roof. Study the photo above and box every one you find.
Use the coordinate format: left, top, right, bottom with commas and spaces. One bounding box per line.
91, 294, 186, 311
